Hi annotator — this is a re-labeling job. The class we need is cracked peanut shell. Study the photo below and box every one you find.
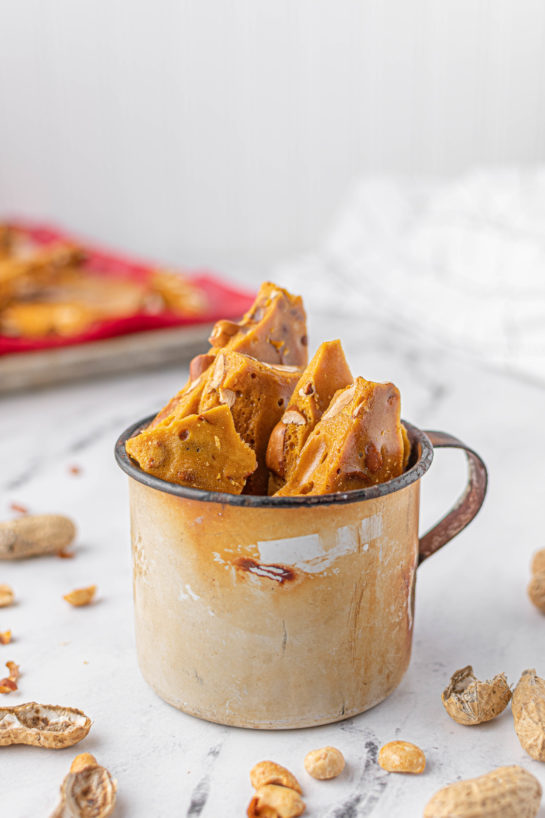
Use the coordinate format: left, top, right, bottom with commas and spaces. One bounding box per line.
51, 756, 116, 818
0, 702, 91, 748
441, 665, 512, 725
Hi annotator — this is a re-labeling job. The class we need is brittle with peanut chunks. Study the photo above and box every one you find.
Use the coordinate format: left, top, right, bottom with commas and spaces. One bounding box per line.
200, 351, 301, 494
126, 405, 257, 494
266, 339, 353, 493
275, 377, 407, 496
149, 281, 308, 429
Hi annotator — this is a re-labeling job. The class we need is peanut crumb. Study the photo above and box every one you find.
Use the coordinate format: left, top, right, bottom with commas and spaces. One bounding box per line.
9, 502, 28, 514
63, 585, 97, 607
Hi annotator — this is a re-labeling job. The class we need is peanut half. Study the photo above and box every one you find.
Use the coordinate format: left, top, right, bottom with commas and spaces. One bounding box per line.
378, 741, 426, 774
442, 665, 512, 725
51, 754, 116, 818
528, 549, 545, 613
423, 764, 541, 818
70, 753, 98, 773
250, 761, 302, 793
248, 761, 304, 817
247, 784, 305, 818
63, 585, 97, 607
0, 702, 91, 748
304, 746, 345, 780
0, 584, 14, 607
0, 514, 76, 560
512, 669, 545, 761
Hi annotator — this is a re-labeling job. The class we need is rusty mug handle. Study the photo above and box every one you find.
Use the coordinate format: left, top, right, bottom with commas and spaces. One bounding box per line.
418, 431, 488, 565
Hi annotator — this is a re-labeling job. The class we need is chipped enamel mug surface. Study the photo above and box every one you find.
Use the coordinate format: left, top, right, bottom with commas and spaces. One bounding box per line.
118, 420, 429, 729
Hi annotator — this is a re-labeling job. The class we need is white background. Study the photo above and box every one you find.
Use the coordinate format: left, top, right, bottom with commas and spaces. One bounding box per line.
1, 0, 545, 271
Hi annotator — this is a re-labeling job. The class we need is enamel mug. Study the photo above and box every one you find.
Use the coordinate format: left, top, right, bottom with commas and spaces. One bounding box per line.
116, 420, 486, 729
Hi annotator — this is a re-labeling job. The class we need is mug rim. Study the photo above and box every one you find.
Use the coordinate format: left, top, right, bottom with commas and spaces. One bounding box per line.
115, 415, 434, 508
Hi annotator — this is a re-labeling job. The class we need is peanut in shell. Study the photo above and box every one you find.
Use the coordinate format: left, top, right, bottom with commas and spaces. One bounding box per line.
0, 514, 76, 560
528, 549, 545, 613
512, 668, 545, 761
423, 764, 541, 818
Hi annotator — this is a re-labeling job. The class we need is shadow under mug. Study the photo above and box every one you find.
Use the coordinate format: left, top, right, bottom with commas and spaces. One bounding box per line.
115, 418, 487, 729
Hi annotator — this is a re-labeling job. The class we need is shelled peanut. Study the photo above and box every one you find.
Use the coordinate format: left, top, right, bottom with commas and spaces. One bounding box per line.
378, 741, 426, 774
247, 761, 305, 817
304, 746, 345, 780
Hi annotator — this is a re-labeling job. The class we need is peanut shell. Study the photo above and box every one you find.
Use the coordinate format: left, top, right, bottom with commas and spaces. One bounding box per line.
442, 665, 512, 725
0, 702, 91, 748
51, 760, 116, 818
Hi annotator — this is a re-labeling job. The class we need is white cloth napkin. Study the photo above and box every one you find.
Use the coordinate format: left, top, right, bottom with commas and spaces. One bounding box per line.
275, 169, 545, 384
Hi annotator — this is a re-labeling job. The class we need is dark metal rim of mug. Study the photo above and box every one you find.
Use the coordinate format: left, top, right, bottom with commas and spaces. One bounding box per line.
115, 415, 434, 508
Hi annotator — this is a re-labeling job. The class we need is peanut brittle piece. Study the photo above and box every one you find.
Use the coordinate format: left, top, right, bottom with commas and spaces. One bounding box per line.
0, 225, 15, 261
209, 281, 308, 367
149, 269, 207, 316
147, 370, 208, 429
401, 423, 411, 470
126, 405, 257, 494
1, 301, 96, 337
199, 351, 300, 494
276, 377, 406, 496
266, 340, 353, 492
0, 243, 84, 309
147, 281, 307, 429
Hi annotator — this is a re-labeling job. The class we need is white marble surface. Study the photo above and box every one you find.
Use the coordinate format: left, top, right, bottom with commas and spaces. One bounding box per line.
2, 305, 545, 817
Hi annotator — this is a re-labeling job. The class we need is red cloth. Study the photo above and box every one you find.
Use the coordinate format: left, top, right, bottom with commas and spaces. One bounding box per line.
0, 221, 255, 356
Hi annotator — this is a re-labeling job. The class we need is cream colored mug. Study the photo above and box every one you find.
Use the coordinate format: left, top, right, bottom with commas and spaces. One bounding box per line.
116, 420, 486, 729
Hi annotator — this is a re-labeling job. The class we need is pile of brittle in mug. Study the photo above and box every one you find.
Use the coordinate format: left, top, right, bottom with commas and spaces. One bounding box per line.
126, 282, 410, 496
